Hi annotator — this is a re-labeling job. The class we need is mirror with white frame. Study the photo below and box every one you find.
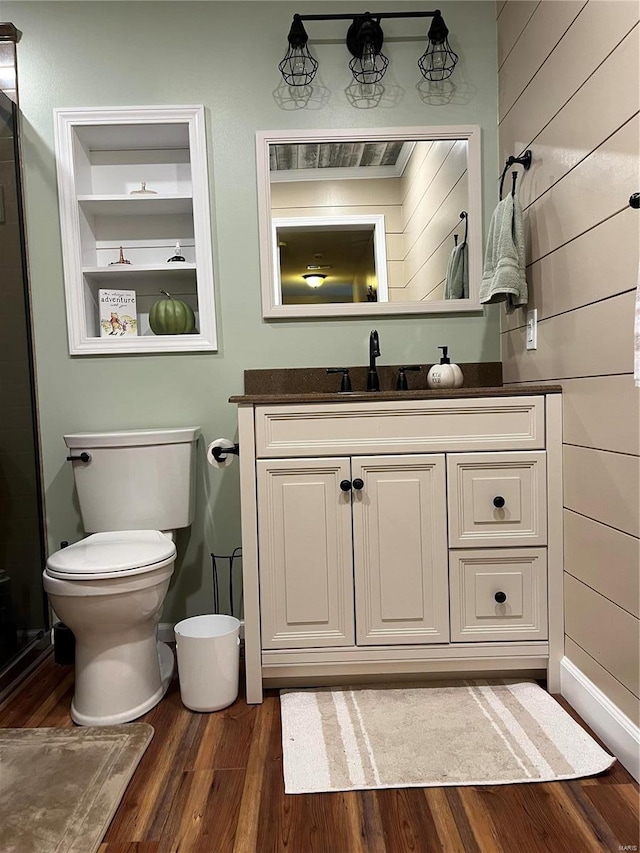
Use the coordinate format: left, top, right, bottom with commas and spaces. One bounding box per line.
256, 125, 483, 318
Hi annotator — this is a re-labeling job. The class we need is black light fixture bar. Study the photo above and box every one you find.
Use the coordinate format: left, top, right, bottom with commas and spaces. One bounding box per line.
292, 11, 442, 22
279, 9, 458, 87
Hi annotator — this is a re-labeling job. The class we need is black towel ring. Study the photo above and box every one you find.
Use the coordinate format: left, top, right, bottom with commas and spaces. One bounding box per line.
499, 149, 532, 199
459, 210, 468, 244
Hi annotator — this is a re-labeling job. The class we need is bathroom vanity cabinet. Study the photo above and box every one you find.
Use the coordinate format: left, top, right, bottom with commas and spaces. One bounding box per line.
54, 105, 217, 354
233, 388, 563, 703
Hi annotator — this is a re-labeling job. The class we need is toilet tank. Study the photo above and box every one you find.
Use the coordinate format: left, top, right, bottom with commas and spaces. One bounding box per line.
64, 427, 200, 533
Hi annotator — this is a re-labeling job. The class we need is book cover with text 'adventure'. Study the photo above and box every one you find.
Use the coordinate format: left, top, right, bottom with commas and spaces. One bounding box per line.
99, 289, 138, 337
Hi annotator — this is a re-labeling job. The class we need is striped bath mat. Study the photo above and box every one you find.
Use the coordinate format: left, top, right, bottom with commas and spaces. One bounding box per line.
280, 680, 615, 793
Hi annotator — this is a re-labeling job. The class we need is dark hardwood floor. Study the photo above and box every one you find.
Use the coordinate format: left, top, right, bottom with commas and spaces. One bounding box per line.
0, 651, 638, 852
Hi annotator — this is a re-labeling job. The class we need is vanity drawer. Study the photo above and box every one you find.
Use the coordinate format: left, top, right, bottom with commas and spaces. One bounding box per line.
255, 397, 545, 458
447, 451, 547, 547
449, 548, 548, 642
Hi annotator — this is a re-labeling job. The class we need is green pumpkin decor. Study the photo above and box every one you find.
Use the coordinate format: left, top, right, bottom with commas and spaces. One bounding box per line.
149, 290, 196, 335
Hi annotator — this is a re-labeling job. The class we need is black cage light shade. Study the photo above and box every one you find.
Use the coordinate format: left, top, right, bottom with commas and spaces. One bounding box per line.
278, 9, 458, 87
347, 15, 389, 85
418, 11, 458, 81
278, 15, 319, 86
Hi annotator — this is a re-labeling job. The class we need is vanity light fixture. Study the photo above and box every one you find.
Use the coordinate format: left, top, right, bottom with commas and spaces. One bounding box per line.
278, 9, 458, 87
302, 273, 327, 288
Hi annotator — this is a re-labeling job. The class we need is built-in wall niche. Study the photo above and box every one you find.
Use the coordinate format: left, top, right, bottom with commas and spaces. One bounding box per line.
54, 106, 217, 354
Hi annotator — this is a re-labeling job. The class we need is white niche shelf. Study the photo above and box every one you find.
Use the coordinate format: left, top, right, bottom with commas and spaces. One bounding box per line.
54, 105, 217, 354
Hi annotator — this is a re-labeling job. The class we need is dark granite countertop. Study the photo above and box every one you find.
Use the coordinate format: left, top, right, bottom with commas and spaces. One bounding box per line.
230, 365, 561, 404
230, 386, 562, 405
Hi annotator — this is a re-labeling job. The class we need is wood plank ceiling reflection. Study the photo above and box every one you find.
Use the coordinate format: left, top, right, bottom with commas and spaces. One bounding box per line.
270, 141, 405, 171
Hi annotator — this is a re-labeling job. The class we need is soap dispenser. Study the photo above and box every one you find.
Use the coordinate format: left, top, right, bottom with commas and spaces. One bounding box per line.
427, 346, 464, 389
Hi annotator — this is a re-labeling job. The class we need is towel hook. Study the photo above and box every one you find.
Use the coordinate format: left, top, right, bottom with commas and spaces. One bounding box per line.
459, 210, 468, 245
499, 149, 532, 199
630, 193, 640, 209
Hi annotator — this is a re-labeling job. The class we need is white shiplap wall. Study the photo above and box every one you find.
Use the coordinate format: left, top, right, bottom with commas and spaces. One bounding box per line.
497, 0, 640, 726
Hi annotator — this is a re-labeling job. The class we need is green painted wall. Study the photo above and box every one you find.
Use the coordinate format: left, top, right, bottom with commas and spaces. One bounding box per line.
5, 1, 499, 621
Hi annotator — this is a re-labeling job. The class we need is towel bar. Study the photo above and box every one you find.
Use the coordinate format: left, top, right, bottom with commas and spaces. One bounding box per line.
499, 149, 532, 199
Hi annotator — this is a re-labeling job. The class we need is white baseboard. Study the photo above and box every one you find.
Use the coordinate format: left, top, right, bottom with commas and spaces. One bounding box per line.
560, 656, 639, 782
158, 620, 245, 643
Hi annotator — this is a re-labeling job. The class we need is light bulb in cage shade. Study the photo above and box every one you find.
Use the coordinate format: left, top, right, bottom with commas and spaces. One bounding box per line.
347, 15, 389, 85
302, 274, 326, 288
279, 15, 319, 86
418, 12, 458, 81
362, 40, 376, 76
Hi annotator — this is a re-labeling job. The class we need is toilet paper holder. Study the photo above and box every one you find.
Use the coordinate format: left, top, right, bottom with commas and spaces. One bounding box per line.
212, 442, 240, 463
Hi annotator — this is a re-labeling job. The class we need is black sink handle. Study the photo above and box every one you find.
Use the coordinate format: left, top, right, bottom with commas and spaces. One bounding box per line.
327, 367, 352, 392
396, 365, 421, 390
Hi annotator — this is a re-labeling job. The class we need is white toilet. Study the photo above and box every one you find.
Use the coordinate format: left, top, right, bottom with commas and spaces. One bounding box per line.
43, 427, 200, 726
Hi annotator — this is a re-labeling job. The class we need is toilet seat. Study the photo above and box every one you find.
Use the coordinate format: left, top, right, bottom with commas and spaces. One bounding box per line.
46, 530, 176, 580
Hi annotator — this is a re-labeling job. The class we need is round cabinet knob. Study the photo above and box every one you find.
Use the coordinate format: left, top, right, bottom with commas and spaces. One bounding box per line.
494, 591, 507, 604
340, 480, 352, 492
352, 478, 364, 491
493, 495, 506, 508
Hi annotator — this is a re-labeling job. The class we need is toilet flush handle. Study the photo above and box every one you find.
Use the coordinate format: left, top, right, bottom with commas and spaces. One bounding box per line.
66, 452, 91, 463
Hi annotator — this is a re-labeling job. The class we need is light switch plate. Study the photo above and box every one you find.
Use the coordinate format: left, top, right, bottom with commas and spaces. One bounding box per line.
526, 309, 537, 350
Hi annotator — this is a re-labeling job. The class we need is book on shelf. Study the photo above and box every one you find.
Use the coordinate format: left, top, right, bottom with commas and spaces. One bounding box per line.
98, 289, 138, 337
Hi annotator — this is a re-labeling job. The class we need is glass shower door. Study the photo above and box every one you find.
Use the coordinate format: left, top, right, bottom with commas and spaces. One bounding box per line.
0, 89, 48, 679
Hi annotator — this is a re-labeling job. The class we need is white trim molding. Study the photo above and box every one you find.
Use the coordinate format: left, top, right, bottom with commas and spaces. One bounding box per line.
560, 656, 639, 781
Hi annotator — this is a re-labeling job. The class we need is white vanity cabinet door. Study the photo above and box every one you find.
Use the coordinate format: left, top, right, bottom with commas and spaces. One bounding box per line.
352, 455, 449, 644
447, 452, 547, 548
257, 458, 355, 649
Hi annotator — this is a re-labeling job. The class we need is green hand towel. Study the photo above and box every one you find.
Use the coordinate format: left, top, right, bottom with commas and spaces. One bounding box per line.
445, 241, 469, 300
480, 194, 527, 310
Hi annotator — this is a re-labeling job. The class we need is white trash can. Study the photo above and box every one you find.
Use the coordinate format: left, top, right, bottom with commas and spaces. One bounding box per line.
174, 614, 240, 712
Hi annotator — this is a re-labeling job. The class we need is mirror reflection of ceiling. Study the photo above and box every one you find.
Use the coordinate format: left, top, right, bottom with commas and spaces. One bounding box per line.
269, 142, 413, 180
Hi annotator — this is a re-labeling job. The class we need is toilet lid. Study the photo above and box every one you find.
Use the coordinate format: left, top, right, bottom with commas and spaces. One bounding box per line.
46, 530, 176, 578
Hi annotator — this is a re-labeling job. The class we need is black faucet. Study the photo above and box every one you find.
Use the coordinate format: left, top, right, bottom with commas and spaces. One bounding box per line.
367, 329, 381, 391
